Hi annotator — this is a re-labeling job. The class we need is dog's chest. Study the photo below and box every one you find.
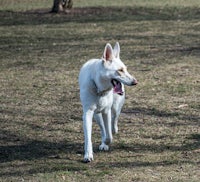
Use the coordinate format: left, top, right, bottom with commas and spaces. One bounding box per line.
95, 93, 113, 113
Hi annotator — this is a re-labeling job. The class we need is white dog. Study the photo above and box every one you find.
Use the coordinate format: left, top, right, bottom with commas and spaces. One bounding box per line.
79, 42, 137, 162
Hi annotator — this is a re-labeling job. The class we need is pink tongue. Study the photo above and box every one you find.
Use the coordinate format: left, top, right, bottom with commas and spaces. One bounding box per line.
114, 82, 123, 94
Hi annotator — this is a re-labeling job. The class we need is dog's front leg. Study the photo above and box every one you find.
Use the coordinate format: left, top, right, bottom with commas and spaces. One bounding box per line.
83, 110, 94, 162
102, 109, 113, 145
94, 113, 109, 151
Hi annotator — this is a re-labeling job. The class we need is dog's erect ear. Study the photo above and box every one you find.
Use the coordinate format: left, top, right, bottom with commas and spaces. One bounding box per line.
113, 42, 120, 58
103, 43, 113, 62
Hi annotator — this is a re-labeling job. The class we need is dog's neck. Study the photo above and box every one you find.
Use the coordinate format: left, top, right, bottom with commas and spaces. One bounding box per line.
93, 80, 112, 96
91, 62, 112, 96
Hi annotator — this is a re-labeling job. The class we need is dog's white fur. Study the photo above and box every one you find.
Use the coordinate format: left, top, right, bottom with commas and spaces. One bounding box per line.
79, 42, 137, 162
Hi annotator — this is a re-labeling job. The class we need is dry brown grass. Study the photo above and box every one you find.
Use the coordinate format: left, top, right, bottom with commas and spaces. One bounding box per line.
0, 1, 200, 181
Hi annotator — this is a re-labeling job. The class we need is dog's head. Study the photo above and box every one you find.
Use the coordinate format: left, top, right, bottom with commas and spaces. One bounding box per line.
101, 42, 137, 94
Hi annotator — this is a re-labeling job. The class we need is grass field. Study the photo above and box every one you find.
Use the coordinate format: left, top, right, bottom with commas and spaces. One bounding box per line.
0, 0, 200, 181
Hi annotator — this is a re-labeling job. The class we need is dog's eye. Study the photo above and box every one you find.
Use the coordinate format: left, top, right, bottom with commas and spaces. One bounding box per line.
117, 68, 124, 76
118, 68, 124, 72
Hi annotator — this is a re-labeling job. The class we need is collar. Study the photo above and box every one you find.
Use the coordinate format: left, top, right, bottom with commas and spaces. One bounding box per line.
93, 80, 112, 96
97, 87, 112, 96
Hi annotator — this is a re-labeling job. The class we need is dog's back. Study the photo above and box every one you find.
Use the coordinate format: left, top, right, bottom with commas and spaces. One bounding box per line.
79, 59, 99, 89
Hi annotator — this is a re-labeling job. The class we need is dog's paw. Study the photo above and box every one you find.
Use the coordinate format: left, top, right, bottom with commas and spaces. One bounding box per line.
112, 126, 118, 134
105, 137, 113, 145
84, 157, 93, 163
84, 153, 93, 163
99, 143, 109, 151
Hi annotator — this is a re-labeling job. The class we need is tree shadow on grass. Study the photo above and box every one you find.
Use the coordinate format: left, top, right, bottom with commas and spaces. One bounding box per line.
101, 159, 196, 169
109, 133, 200, 169
0, 121, 107, 177
0, 107, 199, 177
0, 160, 85, 178
123, 106, 200, 126
0, 138, 82, 163
0, 129, 85, 177
0, 6, 200, 26
114, 134, 200, 153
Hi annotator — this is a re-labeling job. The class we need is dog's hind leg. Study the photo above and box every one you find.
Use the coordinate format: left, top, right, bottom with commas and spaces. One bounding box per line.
112, 94, 125, 134
112, 109, 119, 134
94, 113, 109, 151
83, 110, 94, 162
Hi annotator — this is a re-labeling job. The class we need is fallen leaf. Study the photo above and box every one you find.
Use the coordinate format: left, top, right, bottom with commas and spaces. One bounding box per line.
177, 104, 188, 108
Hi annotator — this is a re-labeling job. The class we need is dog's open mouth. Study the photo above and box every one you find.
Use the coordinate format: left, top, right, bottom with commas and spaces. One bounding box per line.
111, 79, 123, 95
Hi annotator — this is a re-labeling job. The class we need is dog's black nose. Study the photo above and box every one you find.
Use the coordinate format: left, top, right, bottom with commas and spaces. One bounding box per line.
132, 80, 138, 85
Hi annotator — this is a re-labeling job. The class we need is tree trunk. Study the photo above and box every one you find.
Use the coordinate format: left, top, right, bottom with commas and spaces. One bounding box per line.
51, 0, 73, 13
